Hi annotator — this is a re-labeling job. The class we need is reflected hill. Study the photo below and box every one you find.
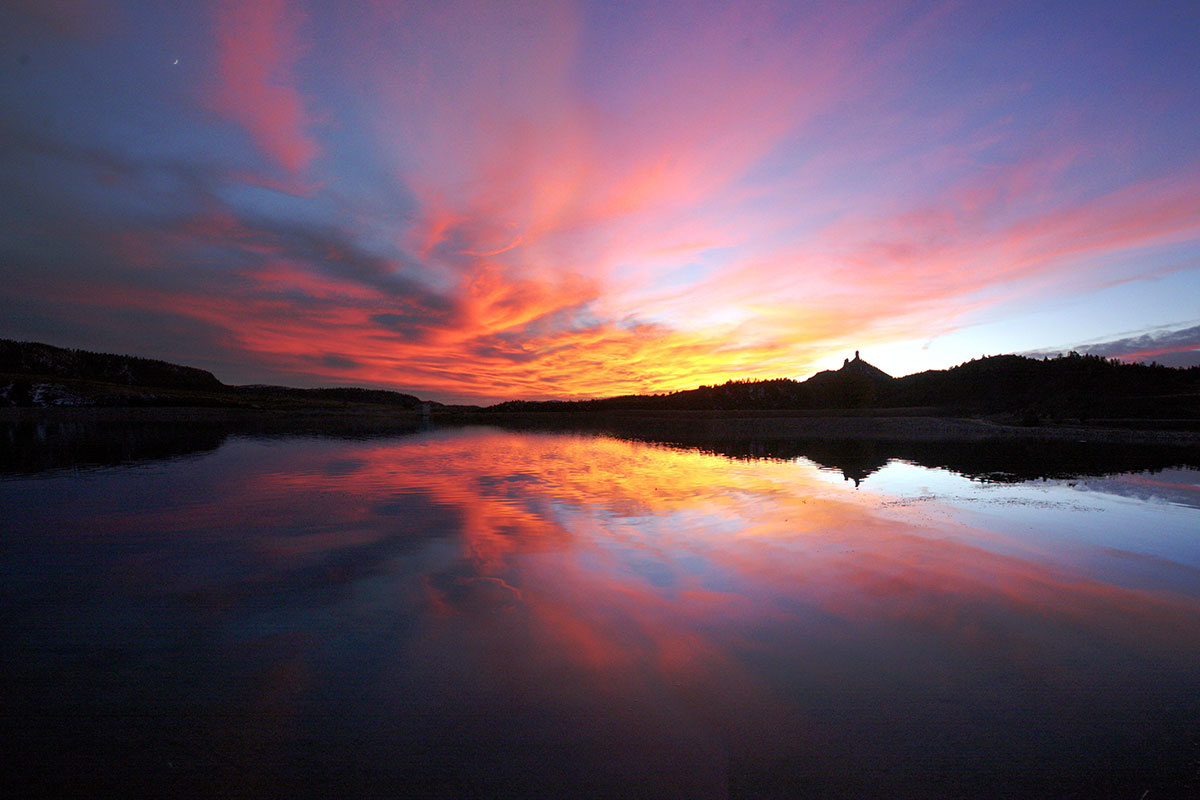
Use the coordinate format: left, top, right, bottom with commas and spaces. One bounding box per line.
477, 414, 1200, 484
0, 413, 425, 476
1, 417, 228, 475
3, 411, 1197, 483
637, 436, 1200, 485
1, 338, 426, 410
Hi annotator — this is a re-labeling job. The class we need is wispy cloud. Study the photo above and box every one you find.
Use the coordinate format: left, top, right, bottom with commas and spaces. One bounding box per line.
1025, 323, 1200, 368
207, 0, 317, 174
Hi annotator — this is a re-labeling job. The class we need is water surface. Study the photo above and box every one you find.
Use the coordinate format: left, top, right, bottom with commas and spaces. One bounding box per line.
2, 424, 1198, 798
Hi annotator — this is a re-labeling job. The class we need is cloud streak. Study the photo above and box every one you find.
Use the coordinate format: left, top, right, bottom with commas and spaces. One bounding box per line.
208, 0, 317, 174
1026, 323, 1200, 368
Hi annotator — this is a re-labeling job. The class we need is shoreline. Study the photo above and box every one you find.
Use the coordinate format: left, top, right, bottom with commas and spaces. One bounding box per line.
470, 411, 1200, 445
3, 406, 1199, 445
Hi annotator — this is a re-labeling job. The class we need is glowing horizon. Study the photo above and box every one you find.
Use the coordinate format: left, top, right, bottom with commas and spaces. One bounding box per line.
3, 1, 1199, 403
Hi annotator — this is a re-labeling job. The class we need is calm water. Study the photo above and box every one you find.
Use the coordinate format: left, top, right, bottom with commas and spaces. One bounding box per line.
2, 423, 1199, 798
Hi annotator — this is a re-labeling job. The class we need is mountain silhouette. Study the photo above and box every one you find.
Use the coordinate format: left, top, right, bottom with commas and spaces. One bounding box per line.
3, 338, 1198, 424
802, 350, 894, 408
488, 351, 1199, 423
0, 339, 423, 409
0, 338, 221, 391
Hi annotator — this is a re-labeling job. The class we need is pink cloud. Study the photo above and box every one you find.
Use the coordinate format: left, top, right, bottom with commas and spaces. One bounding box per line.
208, 0, 317, 173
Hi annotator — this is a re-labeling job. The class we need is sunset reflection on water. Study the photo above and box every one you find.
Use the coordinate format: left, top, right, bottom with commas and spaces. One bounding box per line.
3, 427, 1199, 797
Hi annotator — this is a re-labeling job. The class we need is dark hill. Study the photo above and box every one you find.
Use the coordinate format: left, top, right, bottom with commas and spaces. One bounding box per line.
4, 338, 1198, 422
488, 351, 1200, 422
0, 339, 424, 409
231, 384, 422, 409
809, 350, 894, 384
890, 352, 1200, 421
0, 338, 222, 390
804, 350, 894, 408
490, 352, 897, 413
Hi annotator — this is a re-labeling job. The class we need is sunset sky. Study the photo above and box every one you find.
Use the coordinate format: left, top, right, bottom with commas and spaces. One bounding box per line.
3, 0, 1199, 403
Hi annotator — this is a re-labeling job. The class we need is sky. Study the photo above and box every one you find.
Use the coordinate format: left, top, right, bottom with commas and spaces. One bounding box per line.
2, 0, 1199, 403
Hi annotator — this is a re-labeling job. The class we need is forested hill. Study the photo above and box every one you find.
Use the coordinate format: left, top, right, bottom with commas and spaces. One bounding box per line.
0, 339, 423, 409
3, 338, 1198, 420
489, 351, 1200, 421
0, 338, 222, 390
889, 353, 1199, 418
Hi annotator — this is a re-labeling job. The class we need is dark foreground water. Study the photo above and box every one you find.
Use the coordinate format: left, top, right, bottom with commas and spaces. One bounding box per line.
2, 422, 1199, 798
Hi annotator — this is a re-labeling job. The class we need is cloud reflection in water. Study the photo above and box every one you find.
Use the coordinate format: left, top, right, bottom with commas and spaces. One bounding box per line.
2, 427, 1199, 797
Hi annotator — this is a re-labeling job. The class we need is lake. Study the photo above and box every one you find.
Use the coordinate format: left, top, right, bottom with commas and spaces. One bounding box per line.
2, 421, 1199, 798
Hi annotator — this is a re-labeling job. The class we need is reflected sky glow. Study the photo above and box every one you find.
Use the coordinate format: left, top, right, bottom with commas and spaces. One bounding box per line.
3, 428, 1199, 794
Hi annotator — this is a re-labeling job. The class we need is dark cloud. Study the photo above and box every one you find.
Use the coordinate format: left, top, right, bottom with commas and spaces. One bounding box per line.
1024, 323, 1200, 368
1147, 350, 1200, 368
466, 341, 544, 364
4, 0, 110, 39
0, 115, 462, 358
256, 217, 456, 313
320, 353, 361, 370
0, 117, 221, 215
369, 308, 455, 343
0, 282, 241, 379
463, 303, 600, 364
